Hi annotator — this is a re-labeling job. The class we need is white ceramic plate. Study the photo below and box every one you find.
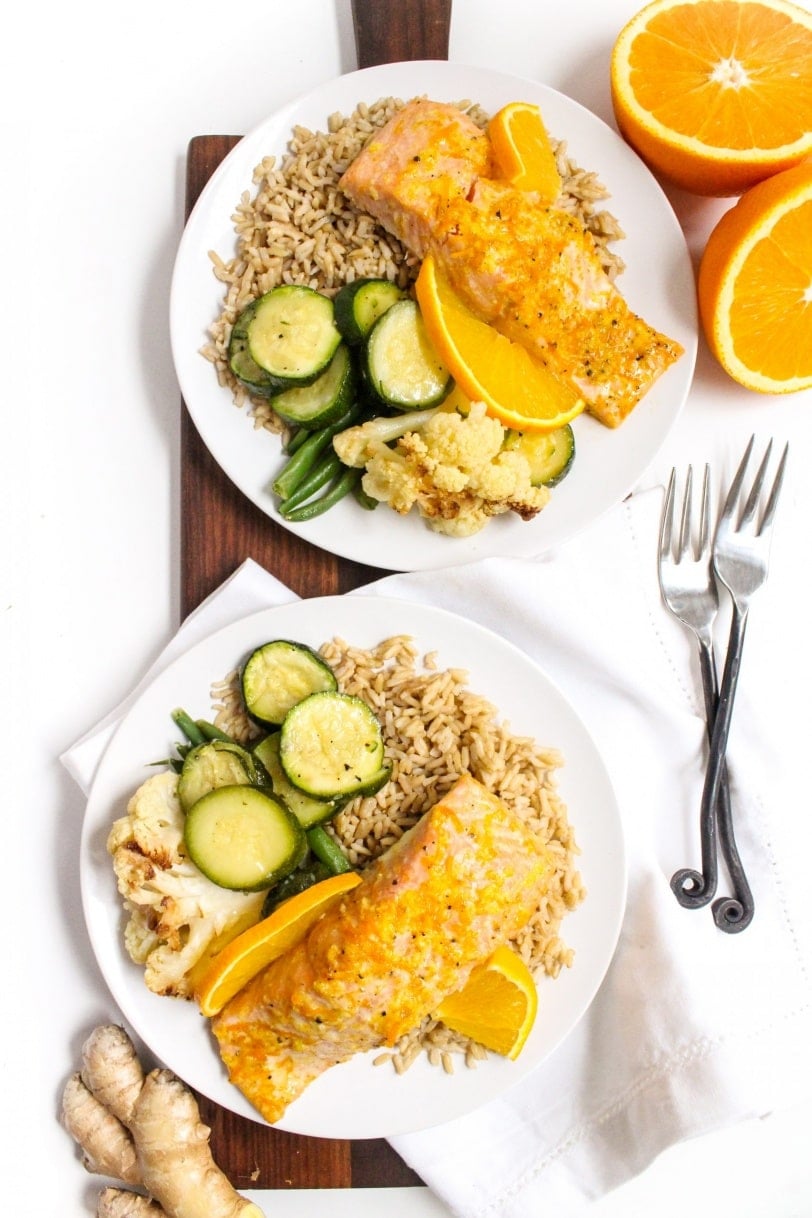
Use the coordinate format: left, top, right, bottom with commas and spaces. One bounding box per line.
81, 595, 626, 1138
170, 61, 696, 571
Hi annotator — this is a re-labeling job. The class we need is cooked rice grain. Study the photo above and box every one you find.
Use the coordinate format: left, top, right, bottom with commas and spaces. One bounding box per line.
210, 634, 585, 1072
203, 95, 625, 431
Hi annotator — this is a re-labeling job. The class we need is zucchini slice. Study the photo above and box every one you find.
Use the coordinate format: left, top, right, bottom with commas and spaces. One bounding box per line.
270, 342, 356, 430
247, 285, 342, 389
253, 732, 341, 828
334, 278, 408, 344
280, 691, 391, 800
227, 299, 276, 396
241, 639, 338, 727
365, 299, 451, 410
503, 424, 575, 487
184, 785, 307, 891
177, 739, 265, 815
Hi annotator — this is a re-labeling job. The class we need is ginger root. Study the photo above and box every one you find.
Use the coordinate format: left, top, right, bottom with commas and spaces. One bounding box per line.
97, 1189, 164, 1217
62, 1073, 141, 1185
81, 1023, 146, 1126
130, 1069, 261, 1218
61, 1024, 263, 1218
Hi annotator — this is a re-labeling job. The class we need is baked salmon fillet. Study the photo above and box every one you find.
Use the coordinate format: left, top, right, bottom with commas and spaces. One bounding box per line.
339, 99, 684, 427
211, 774, 553, 1124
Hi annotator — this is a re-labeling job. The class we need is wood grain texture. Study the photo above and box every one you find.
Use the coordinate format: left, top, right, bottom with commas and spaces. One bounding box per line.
352, 0, 452, 65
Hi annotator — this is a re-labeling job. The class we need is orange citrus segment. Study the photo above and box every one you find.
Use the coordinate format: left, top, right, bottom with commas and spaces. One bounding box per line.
488, 102, 563, 201
415, 254, 585, 434
195, 871, 362, 1017
697, 160, 812, 392
436, 944, 538, 1060
610, 0, 812, 196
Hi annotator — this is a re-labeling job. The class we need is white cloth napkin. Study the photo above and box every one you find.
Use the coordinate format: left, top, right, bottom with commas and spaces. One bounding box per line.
61, 488, 812, 1217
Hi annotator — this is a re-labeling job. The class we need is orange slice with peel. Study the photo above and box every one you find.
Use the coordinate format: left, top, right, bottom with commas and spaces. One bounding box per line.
698, 161, 812, 393
436, 944, 538, 1060
610, 0, 812, 197
196, 871, 361, 1016
415, 254, 585, 434
488, 101, 562, 201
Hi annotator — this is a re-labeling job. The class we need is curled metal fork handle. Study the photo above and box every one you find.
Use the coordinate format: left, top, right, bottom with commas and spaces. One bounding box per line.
670, 636, 719, 909
670, 634, 754, 929
705, 607, 755, 931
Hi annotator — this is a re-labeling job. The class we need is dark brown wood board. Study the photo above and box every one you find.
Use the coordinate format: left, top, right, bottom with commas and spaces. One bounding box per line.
178, 0, 453, 1191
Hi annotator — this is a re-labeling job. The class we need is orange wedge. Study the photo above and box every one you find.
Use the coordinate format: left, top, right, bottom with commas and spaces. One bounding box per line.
610, 0, 812, 197
195, 871, 361, 1016
436, 944, 538, 1060
698, 161, 812, 393
488, 101, 562, 201
415, 254, 585, 434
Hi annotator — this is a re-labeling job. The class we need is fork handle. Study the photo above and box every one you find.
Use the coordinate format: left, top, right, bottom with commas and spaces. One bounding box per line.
705, 619, 754, 932
671, 619, 751, 912
676, 607, 750, 910
700, 641, 754, 931
671, 639, 720, 907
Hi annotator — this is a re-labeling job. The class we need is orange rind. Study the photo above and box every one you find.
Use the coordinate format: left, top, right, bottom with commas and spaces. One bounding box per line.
610, 0, 812, 196
415, 254, 585, 434
437, 944, 538, 1060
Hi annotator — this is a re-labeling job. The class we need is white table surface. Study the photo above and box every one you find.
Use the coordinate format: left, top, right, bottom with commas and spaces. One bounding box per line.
5, 0, 812, 1213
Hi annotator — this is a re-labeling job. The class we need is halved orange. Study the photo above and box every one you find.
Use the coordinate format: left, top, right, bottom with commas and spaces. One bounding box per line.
698, 160, 812, 392
195, 871, 361, 1016
436, 944, 538, 1060
488, 102, 563, 202
610, 0, 812, 196
415, 254, 585, 434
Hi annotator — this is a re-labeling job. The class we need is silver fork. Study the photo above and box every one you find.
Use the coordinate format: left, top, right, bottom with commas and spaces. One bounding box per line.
658, 465, 752, 930
694, 436, 788, 929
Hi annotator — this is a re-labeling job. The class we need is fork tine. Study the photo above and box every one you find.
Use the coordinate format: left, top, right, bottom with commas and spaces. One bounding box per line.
720, 434, 755, 525
678, 465, 694, 558
659, 467, 676, 560
758, 441, 789, 535
739, 439, 773, 528
698, 464, 711, 555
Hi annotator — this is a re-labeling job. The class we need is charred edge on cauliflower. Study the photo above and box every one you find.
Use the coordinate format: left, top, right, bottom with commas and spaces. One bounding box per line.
332, 401, 549, 537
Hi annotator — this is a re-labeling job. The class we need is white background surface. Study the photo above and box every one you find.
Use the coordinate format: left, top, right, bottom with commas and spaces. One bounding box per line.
4, 0, 812, 1214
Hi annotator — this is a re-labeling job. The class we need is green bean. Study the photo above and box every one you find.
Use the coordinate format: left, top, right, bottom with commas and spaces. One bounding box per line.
272, 431, 333, 500
353, 481, 379, 511
280, 451, 343, 516
283, 426, 309, 456
282, 467, 362, 522
306, 825, 352, 875
171, 708, 206, 747
261, 861, 333, 917
195, 718, 237, 744
271, 405, 360, 501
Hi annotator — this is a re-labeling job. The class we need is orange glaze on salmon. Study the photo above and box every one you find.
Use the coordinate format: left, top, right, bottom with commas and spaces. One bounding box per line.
211, 774, 553, 1124
339, 99, 684, 427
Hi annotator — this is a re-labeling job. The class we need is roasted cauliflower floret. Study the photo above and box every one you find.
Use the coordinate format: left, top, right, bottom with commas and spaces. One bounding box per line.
107, 771, 265, 998
335, 400, 549, 537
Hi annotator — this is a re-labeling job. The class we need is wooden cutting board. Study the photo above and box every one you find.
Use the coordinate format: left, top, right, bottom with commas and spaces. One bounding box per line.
179, 0, 451, 1192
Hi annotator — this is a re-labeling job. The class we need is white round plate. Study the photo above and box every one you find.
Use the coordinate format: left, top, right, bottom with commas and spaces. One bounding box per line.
170, 61, 696, 572
81, 595, 626, 1138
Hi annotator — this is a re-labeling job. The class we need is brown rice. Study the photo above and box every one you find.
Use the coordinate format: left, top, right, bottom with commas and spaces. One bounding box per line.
202, 94, 625, 433
211, 634, 585, 1072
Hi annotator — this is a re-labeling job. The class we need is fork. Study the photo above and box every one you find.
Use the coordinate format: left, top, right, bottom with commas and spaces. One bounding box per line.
694, 436, 788, 929
658, 465, 752, 929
